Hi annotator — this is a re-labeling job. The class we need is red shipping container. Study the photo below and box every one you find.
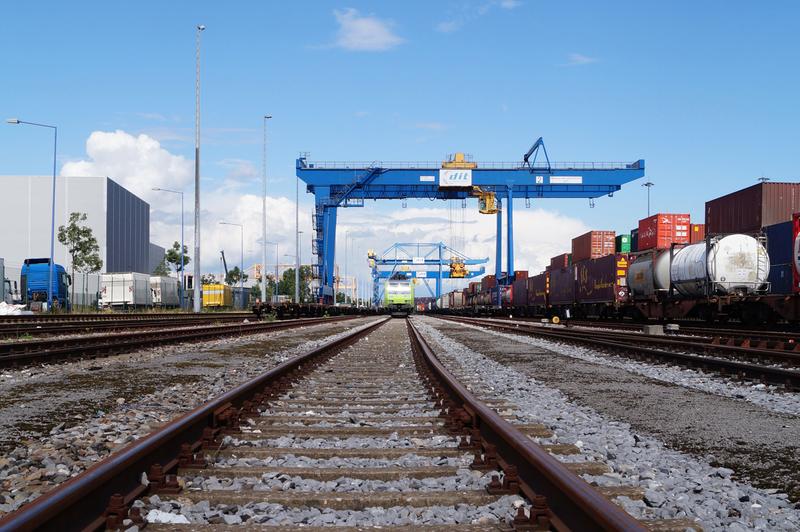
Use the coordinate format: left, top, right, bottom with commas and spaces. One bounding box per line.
550, 253, 571, 270
575, 254, 631, 303
511, 277, 528, 307
638, 214, 691, 251
481, 275, 496, 292
689, 223, 706, 243
571, 231, 616, 262
793, 213, 800, 293
706, 182, 800, 234
514, 270, 529, 280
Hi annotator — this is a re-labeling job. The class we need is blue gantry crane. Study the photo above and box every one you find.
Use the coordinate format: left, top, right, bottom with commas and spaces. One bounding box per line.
297, 137, 645, 304
368, 242, 488, 306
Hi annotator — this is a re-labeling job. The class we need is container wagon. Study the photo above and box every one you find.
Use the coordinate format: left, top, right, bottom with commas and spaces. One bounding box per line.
100, 273, 152, 309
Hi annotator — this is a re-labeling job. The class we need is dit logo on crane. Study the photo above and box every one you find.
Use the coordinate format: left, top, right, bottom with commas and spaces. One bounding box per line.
439, 169, 473, 188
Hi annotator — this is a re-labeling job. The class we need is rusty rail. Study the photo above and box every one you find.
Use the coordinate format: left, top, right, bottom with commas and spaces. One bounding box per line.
406, 319, 647, 531
439, 316, 800, 390
0, 315, 359, 367
0, 317, 390, 531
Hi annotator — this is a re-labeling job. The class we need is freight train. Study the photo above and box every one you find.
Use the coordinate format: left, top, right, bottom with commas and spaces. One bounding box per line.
435, 181, 800, 325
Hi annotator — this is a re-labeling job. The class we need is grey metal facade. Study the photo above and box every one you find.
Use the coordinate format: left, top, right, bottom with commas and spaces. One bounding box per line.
148, 242, 166, 274
106, 179, 149, 273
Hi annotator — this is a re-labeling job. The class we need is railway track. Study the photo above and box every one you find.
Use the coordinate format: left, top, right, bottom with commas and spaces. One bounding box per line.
0, 311, 254, 325
0, 315, 357, 368
0, 317, 700, 530
439, 316, 800, 390
0, 314, 260, 339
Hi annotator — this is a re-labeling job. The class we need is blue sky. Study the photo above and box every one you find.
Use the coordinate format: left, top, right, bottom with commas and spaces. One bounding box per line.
2, 1, 799, 289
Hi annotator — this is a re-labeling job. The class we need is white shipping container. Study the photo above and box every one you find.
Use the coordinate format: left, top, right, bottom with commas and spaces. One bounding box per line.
100, 273, 152, 307
150, 276, 180, 307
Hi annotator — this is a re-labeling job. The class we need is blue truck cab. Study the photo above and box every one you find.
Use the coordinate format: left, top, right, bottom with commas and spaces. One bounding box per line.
20, 258, 71, 310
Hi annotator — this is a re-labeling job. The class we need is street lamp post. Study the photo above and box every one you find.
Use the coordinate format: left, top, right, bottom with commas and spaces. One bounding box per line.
343, 230, 350, 306
265, 241, 279, 302
219, 222, 243, 308
7, 118, 58, 310
295, 230, 303, 304
152, 188, 185, 309
642, 181, 655, 217
193, 23, 206, 313
261, 115, 272, 305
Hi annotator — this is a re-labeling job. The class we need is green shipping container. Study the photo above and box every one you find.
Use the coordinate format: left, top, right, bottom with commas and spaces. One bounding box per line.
615, 234, 631, 253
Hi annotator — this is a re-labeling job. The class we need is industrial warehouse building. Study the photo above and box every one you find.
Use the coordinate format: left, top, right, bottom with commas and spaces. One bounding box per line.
0, 176, 169, 307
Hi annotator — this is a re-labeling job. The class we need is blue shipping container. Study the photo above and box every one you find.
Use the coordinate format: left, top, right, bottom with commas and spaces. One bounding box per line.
768, 263, 793, 294
630, 228, 639, 252
764, 221, 793, 265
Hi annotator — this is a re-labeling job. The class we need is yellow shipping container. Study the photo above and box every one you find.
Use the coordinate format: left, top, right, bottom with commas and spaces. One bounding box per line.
202, 283, 233, 307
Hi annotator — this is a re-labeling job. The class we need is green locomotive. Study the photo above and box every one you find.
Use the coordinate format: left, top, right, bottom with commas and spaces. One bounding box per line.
384, 278, 414, 314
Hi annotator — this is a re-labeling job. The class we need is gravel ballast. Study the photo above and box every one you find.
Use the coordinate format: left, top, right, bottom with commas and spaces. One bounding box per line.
415, 316, 800, 531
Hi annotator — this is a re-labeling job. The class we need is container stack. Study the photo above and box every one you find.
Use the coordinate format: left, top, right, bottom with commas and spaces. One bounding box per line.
705, 182, 800, 234
615, 234, 631, 253
550, 253, 571, 270
689, 224, 706, 243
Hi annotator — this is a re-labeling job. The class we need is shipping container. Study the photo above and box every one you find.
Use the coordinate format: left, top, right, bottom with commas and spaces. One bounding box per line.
690, 224, 706, 243
575, 254, 630, 304
794, 213, 800, 294
548, 265, 576, 305
514, 270, 529, 280
630, 228, 639, 253
500, 285, 513, 307
202, 283, 233, 307
481, 275, 497, 292
615, 234, 631, 253
764, 221, 793, 265
511, 277, 528, 308
100, 273, 152, 307
571, 231, 615, 262
637, 213, 691, 251
150, 276, 180, 307
550, 253, 571, 270
468, 281, 480, 294
526, 272, 549, 307
705, 182, 800, 234
768, 263, 793, 294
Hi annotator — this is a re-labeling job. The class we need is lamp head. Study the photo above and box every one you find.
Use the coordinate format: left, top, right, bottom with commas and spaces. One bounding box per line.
197, 24, 206, 31
6, 118, 20, 124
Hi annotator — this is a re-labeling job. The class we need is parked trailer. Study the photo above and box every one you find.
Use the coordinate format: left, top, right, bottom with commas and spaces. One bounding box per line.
150, 276, 180, 307
100, 273, 152, 308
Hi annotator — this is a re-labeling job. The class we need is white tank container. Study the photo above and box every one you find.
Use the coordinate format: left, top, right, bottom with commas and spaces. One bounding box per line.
627, 251, 670, 298
670, 234, 769, 297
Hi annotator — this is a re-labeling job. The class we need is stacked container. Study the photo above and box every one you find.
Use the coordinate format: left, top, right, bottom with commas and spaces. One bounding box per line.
637, 213, 690, 251
481, 275, 496, 292
550, 253, 571, 270
526, 272, 549, 307
571, 231, 615, 262
705, 182, 800, 234
548, 266, 576, 305
615, 234, 631, 253
630, 228, 639, 253
690, 224, 706, 243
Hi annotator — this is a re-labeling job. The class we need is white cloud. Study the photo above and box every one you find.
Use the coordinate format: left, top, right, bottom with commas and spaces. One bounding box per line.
333, 8, 404, 51
61, 130, 193, 204
437, 0, 521, 33
565, 53, 597, 66
436, 20, 461, 33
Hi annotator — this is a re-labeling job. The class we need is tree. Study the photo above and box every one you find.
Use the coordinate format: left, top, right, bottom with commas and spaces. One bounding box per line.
152, 257, 170, 276
57, 212, 103, 305
165, 241, 191, 273
200, 274, 216, 284
251, 274, 277, 303
278, 266, 313, 303
225, 266, 248, 286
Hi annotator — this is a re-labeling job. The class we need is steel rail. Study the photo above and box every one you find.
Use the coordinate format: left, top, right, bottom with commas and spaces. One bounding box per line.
0, 312, 253, 325
0, 315, 359, 367
0, 317, 391, 531
0, 315, 259, 338
439, 316, 800, 389
406, 318, 647, 531
472, 317, 800, 366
